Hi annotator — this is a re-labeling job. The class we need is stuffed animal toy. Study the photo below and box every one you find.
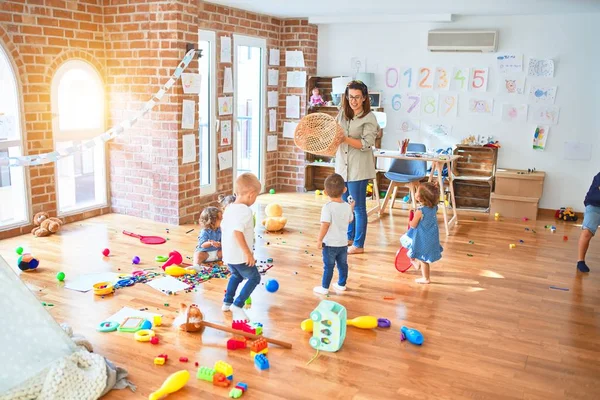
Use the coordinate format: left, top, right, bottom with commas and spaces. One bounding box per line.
173, 303, 205, 332
32, 212, 63, 237
262, 203, 287, 232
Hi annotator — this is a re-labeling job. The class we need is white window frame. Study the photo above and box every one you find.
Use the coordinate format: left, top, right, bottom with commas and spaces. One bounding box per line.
199, 30, 217, 196
51, 59, 108, 217
232, 34, 267, 191
0, 42, 30, 231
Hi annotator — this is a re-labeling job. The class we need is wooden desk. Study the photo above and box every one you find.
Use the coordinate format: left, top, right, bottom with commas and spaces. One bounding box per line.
369, 150, 461, 235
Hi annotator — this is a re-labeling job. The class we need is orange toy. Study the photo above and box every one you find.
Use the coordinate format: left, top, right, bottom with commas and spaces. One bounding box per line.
250, 338, 268, 353
212, 372, 230, 388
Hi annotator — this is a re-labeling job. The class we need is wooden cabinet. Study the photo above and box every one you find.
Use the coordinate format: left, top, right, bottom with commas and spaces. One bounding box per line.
451, 145, 499, 212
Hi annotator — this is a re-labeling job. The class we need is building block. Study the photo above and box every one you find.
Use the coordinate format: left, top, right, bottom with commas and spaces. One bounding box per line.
229, 388, 243, 398
250, 348, 269, 358
196, 366, 215, 382
227, 375, 233, 381
179, 357, 188, 363
214, 360, 233, 377
235, 382, 248, 392
154, 357, 165, 365
250, 338, 268, 353
157, 354, 168, 361
232, 320, 250, 331
254, 354, 269, 370
213, 372, 231, 387
227, 336, 247, 350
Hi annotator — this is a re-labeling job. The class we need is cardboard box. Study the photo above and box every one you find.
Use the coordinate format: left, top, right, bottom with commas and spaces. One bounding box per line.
495, 169, 545, 198
490, 193, 539, 220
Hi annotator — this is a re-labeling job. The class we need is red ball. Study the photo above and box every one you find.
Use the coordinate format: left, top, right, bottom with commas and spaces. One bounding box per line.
102, 248, 110, 257
150, 337, 159, 345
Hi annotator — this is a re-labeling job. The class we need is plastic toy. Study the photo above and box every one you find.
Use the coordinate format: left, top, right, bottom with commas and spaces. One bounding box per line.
132, 256, 140, 264
102, 248, 110, 257
244, 296, 252, 307
227, 336, 247, 350
301, 315, 377, 331
494, 212, 500, 220
162, 250, 183, 269
148, 370, 189, 400
229, 388, 243, 398
265, 279, 279, 293
151, 337, 159, 345
16, 246, 23, 255
154, 357, 166, 365
396, 209, 415, 273
165, 265, 195, 277
117, 317, 146, 332
56, 271, 65, 281
140, 318, 152, 329
97, 321, 119, 332
155, 255, 168, 263
213, 372, 231, 387
236, 382, 248, 392
254, 354, 269, 370
262, 203, 287, 232
269, 188, 275, 194
250, 348, 268, 359
93, 281, 114, 296
556, 207, 578, 222
250, 338, 268, 353
307, 300, 347, 352
401, 326, 424, 345
123, 230, 166, 245
214, 361, 233, 377
197, 366, 215, 382
179, 357, 188, 362
31, 212, 63, 237
17, 254, 39, 272
377, 318, 391, 328
315, 190, 321, 195
153, 315, 162, 326
134, 329, 155, 342
509, 244, 516, 249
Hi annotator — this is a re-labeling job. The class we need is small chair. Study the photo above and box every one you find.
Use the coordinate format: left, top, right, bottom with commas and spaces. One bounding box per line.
381, 143, 427, 211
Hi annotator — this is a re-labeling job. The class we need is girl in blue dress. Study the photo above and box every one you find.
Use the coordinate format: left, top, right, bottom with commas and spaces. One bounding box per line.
400, 182, 443, 284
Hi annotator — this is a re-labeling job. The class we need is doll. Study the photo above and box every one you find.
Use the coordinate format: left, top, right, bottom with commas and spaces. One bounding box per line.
309, 87, 325, 106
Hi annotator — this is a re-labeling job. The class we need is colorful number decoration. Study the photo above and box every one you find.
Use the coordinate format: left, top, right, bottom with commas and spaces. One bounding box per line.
418, 67, 433, 89
420, 93, 439, 115
439, 94, 458, 117
450, 67, 469, 92
401, 67, 413, 89
400, 92, 421, 117
434, 67, 449, 90
391, 94, 402, 111
470, 68, 489, 92
385, 67, 399, 88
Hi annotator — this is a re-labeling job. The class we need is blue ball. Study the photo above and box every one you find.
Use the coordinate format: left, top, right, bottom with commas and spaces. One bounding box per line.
265, 279, 279, 293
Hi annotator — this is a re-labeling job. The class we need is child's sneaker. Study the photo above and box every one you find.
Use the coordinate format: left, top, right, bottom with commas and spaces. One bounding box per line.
332, 283, 346, 292
313, 286, 329, 295
221, 303, 231, 312
186, 264, 202, 272
231, 305, 250, 321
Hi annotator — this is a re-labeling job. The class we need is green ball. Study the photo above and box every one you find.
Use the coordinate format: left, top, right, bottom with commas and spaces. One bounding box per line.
269, 188, 275, 194
245, 296, 252, 305
56, 272, 65, 281
16, 246, 23, 255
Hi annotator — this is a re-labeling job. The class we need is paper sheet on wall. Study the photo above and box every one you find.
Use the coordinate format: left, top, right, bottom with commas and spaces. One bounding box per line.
564, 141, 592, 160
499, 75, 526, 94
469, 68, 489, 92
220, 36, 231, 63
501, 104, 528, 122
527, 58, 554, 77
439, 94, 458, 117
399, 92, 421, 118
496, 54, 523, 74
528, 86, 557, 104
181, 73, 202, 94
218, 96, 233, 115
332, 76, 353, 94
420, 92, 439, 116
146, 276, 190, 295
223, 67, 233, 93
286, 95, 300, 118
181, 99, 195, 129
286, 71, 306, 88
531, 105, 560, 125
283, 121, 298, 139
285, 50, 305, 67
269, 109, 277, 132
268, 91, 278, 108
398, 119, 420, 134
267, 135, 277, 151
218, 150, 233, 170
450, 67, 469, 92
434, 67, 450, 91
182, 133, 196, 164
532, 125, 549, 151
422, 123, 452, 136
220, 120, 231, 146
468, 98, 494, 115
268, 69, 279, 86
269, 49, 280, 66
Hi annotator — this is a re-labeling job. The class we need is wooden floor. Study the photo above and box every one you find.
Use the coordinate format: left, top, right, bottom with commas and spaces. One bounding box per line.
1, 192, 599, 399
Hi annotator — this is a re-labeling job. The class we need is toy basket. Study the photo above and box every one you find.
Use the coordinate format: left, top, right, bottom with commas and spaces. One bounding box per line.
294, 113, 345, 156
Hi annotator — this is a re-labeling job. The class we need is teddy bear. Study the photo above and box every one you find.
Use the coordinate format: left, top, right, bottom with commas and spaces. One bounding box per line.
31, 212, 63, 237
173, 303, 205, 333
261, 203, 287, 232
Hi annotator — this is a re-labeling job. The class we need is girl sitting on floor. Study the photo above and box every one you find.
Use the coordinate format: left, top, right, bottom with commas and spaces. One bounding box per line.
192, 206, 222, 267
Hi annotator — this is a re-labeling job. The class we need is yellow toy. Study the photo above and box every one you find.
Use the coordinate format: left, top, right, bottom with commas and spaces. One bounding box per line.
149, 370, 190, 400
93, 281, 114, 296
301, 315, 378, 332
214, 360, 233, 377
165, 266, 196, 277
261, 203, 287, 232
134, 329, 155, 342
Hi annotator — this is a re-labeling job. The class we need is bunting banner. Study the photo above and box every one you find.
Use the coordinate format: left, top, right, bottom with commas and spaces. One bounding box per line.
0, 49, 198, 167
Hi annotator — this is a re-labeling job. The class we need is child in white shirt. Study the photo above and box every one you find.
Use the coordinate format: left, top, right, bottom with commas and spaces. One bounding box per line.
221, 173, 262, 320
314, 173, 354, 295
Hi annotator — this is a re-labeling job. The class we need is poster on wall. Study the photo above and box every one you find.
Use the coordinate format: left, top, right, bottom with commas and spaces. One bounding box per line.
450, 67, 470, 92
496, 54, 523, 74
469, 68, 489, 92
499, 75, 526, 94
181, 99, 195, 129
223, 67, 233, 93
468, 98, 494, 115
285, 50, 305, 68
269, 109, 277, 132
220, 36, 231, 63
501, 104, 528, 122
286, 71, 307, 88
531, 105, 560, 125
434, 67, 450, 91
267, 135, 278, 152
285, 95, 300, 118
218, 97, 233, 116
533, 125, 549, 150
527, 58, 554, 77
269, 49, 280, 66
398, 119, 420, 134
218, 150, 233, 170
220, 120, 231, 146
181, 73, 202, 94
283, 121, 298, 138
182, 134, 196, 164
268, 91, 278, 108
268, 69, 279, 86
420, 92, 439, 116
528, 86, 557, 104
438, 94, 458, 117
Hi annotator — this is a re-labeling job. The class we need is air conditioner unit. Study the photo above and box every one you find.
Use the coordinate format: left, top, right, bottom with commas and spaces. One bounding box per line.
428, 30, 498, 53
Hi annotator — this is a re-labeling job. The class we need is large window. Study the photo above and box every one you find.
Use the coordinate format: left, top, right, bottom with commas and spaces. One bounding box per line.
0, 44, 28, 229
51, 60, 107, 215
199, 30, 217, 195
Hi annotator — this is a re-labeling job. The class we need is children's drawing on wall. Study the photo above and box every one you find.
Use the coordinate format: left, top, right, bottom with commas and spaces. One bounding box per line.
439, 94, 458, 117
220, 36, 231, 63
398, 119, 420, 134
501, 104, 528, 122
450, 67, 469, 92
468, 98, 494, 115
218, 150, 233, 170
531, 105, 560, 125
533, 125, 549, 150
399, 92, 422, 118
181, 99, 195, 129
218, 97, 232, 115
422, 123, 452, 136
528, 86, 557, 104
220, 120, 232, 146
223, 67, 233, 93
527, 58, 554, 78
181, 73, 202, 94
268, 69, 279, 86
496, 54, 523, 74
499, 76, 525, 94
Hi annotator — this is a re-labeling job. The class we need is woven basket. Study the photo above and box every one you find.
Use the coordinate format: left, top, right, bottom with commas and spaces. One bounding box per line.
294, 113, 345, 157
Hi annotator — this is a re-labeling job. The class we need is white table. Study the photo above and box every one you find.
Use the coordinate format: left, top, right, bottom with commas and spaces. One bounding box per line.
369, 150, 460, 235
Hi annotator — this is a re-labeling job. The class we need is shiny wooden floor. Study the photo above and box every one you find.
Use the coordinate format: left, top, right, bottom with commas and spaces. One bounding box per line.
1, 192, 599, 399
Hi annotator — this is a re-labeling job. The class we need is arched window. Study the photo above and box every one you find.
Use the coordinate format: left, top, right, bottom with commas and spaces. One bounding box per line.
51, 60, 106, 214
0, 44, 28, 230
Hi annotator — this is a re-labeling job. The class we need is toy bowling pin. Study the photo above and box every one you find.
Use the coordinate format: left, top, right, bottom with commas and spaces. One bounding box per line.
149, 370, 190, 400
346, 316, 378, 329
401, 326, 423, 345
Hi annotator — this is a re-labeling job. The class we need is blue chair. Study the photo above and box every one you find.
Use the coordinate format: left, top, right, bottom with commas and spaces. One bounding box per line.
381, 143, 427, 212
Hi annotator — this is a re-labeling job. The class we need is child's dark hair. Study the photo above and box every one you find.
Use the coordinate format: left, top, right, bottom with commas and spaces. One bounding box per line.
417, 182, 440, 208
199, 206, 222, 230
324, 173, 345, 198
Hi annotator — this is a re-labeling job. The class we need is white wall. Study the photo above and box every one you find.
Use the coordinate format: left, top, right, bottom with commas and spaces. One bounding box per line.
317, 14, 600, 211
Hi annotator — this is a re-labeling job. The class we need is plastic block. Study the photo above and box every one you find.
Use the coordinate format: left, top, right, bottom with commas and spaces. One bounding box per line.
214, 361, 233, 377
213, 372, 231, 387
253, 324, 263, 335
154, 357, 165, 365
250, 348, 269, 358
254, 354, 269, 370
235, 382, 248, 392
229, 388, 243, 398
179, 357, 188, 362
227, 336, 247, 350
227, 375, 233, 381
232, 320, 250, 331
250, 338, 268, 353
196, 366, 215, 382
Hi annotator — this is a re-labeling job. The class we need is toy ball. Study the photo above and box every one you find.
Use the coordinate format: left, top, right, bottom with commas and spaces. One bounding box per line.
102, 248, 110, 257
269, 188, 276, 194
132, 256, 141, 264
265, 279, 279, 293
17, 254, 39, 271
56, 272, 66, 281
315, 190, 321, 195
16, 246, 24, 255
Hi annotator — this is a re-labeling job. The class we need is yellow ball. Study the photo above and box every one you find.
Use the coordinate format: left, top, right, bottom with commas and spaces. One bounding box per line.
315, 190, 321, 195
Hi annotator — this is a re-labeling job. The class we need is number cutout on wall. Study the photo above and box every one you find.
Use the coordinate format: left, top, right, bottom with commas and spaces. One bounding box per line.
434, 67, 449, 90
439, 94, 458, 117
418, 67, 433, 89
391, 94, 402, 111
470, 68, 489, 92
400, 92, 421, 117
401, 67, 413, 89
450, 67, 469, 92
420, 93, 439, 115
385, 67, 399, 88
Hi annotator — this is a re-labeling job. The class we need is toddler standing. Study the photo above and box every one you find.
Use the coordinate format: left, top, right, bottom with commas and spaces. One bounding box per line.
314, 173, 354, 295
221, 173, 262, 320
400, 182, 443, 284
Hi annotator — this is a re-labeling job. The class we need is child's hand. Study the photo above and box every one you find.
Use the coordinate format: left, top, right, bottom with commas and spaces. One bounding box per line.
211, 241, 221, 248
317, 241, 323, 249
245, 251, 256, 267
